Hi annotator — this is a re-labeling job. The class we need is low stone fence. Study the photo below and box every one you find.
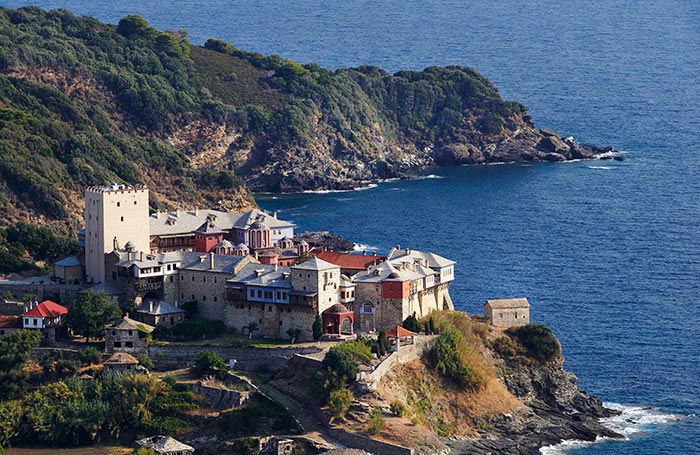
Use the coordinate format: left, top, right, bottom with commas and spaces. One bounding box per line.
363, 335, 435, 384
328, 428, 414, 455
0, 282, 82, 304
148, 344, 323, 371
193, 374, 254, 410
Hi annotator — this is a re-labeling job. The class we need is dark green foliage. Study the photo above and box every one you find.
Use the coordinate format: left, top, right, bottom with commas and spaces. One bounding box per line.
312, 314, 323, 341
328, 388, 353, 418
367, 408, 385, 435
506, 324, 562, 363
218, 396, 297, 436
66, 290, 121, 342
428, 326, 488, 391
0, 6, 526, 228
0, 373, 196, 447
39, 351, 80, 381
323, 346, 361, 382
152, 318, 225, 341
0, 222, 79, 273
390, 400, 406, 417
192, 350, 227, 379
376, 328, 389, 356
0, 330, 40, 399
181, 300, 199, 319
403, 313, 422, 333
229, 437, 258, 454
78, 346, 102, 365
138, 354, 154, 370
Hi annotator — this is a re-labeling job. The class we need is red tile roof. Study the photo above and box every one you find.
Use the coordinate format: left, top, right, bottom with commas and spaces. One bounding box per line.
386, 325, 418, 338
23, 300, 68, 318
0, 316, 22, 329
315, 251, 386, 271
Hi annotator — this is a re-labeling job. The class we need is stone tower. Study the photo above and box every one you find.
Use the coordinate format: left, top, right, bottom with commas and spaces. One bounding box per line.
291, 257, 341, 314
85, 184, 150, 283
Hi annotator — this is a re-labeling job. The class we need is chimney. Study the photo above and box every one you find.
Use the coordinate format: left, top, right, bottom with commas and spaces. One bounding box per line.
140, 251, 144, 262
274, 263, 278, 272
199, 255, 206, 263
373, 251, 377, 256
363, 250, 367, 256
176, 209, 180, 217
149, 300, 153, 313
209, 252, 215, 270
273, 212, 278, 219
406, 248, 411, 255
155, 211, 160, 219
254, 251, 259, 260
194, 207, 199, 216
396, 244, 400, 251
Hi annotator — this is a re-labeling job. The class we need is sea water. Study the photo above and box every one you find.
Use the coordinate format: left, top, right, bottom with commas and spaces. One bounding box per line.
2, 0, 699, 452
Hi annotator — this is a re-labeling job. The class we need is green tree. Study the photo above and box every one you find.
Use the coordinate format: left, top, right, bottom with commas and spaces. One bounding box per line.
192, 350, 227, 379
286, 327, 301, 344
322, 346, 359, 386
328, 388, 353, 418
0, 400, 23, 451
367, 408, 385, 435
245, 321, 258, 339
138, 354, 154, 370
506, 324, 562, 363
116, 15, 151, 38
402, 313, 421, 333
66, 291, 121, 342
0, 330, 40, 398
312, 314, 323, 342
377, 328, 389, 356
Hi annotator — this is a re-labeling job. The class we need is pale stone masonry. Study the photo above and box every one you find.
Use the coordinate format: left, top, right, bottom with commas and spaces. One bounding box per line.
85, 184, 149, 283
484, 298, 530, 328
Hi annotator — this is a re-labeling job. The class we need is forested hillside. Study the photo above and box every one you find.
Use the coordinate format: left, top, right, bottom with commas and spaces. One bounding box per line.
0, 6, 595, 235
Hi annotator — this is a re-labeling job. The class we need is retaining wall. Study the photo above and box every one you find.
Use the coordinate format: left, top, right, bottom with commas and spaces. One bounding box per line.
364, 335, 435, 383
328, 428, 414, 455
149, 344, 323, 371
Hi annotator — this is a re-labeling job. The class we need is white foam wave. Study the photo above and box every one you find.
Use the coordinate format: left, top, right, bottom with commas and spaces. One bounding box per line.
540, 404, 682, 454
302, 183, 378, 194
587, 165, 614, 170
353, 243, 379, 252
600, 403, 682, 437
414, 174, 444, 179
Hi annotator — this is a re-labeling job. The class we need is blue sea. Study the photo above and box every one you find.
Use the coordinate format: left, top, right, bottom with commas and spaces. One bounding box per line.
3, 0, 700, 452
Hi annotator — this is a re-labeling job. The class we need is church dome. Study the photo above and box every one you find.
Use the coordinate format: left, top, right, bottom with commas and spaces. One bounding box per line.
216, 240, 234, 249
325, 303, 351, 314
250, 220, 269, 230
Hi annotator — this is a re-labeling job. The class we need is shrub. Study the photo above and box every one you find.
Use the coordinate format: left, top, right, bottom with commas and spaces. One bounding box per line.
428, 327, 488, 391
312, 315, 323, 342
367, 408, 385, 435
138, 354, 154, 370
402, 313, 421, 333
328, 388, 353, 418
506, 324, 561, 363
192, 350, 227, 379
78, 346, 102, 365
390, 400, 406, 417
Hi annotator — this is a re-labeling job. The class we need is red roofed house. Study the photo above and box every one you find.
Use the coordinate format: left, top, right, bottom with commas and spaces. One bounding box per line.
22, 300, 69, 342
0, 316, 22, 341
314, 251, 386, 277
386, 325, 417, 350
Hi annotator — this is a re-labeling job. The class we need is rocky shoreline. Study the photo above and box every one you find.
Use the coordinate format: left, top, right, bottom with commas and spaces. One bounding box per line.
448, 362, 623, 454
247, 128, 619, 194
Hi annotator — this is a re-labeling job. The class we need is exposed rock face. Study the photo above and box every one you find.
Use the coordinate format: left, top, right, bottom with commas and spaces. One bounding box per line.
448, 361, 622, 454
295, 232, 355, 252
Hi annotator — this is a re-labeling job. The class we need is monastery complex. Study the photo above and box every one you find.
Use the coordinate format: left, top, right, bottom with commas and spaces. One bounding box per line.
80, 184, 458, 340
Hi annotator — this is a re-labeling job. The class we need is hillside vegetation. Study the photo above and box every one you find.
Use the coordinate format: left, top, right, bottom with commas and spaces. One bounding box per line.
0, 6, 591, 236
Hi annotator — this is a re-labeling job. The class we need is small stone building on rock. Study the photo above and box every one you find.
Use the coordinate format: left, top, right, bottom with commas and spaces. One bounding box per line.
484, 298, 530, 328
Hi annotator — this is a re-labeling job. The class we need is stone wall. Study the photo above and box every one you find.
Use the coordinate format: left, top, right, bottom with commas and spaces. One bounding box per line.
192, 376, 253, 410
148, 344, 323, 371
178, 269, 228, 319
224, 299, 317, 341
0, 283, 82, 305
364, 335, 435, 384
328, 428, 414, 455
